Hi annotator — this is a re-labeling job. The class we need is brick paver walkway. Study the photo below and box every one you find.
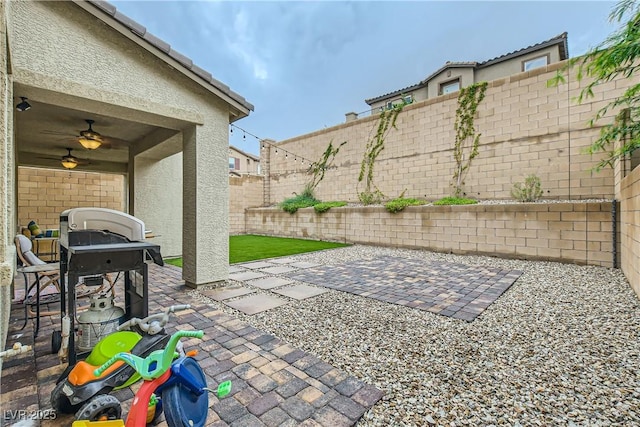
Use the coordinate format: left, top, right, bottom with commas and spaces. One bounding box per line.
1, 264, 382, 426
287, 256, 522, 321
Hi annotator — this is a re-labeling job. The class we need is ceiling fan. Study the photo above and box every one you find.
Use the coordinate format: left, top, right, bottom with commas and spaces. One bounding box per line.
37, 148, 91, 170
41, 119, 127, 150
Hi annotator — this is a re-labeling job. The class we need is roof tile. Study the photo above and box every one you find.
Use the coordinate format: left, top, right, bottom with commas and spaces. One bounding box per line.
90, 0, 116, 16
168, 48, 193, 69
113, 10, 146, 37
142, 32, 170, 54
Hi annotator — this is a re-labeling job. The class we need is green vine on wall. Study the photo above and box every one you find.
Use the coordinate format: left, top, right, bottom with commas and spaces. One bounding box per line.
358, 102, 406, 204
307, 140, 347, 191
452, 81, 488, 197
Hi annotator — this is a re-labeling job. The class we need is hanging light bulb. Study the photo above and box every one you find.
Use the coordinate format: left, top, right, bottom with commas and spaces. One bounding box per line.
230, 126, 233, 134
243, 132, 246, 140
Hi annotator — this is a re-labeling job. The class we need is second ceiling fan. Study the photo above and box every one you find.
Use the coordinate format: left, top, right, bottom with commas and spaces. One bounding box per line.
77, 119, 103, 150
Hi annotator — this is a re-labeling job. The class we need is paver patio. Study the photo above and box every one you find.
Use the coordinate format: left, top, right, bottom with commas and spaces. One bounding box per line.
286, 255, 522, 321
0, 264, 383, 426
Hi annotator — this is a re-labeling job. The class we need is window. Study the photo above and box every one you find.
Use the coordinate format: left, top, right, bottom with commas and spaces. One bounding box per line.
440, 79, 460, 95
385, 101, 393, 110
403, 95, 413, 104
523, 55, 549, 72
229, 157, 239, 170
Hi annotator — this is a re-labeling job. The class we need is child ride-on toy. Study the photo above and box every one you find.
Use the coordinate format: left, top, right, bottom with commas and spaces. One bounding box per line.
51, 305, 191, 417
73, 330, 231, 427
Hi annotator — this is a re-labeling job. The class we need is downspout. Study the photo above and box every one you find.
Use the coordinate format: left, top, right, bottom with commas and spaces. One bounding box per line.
612, 199, 618, 268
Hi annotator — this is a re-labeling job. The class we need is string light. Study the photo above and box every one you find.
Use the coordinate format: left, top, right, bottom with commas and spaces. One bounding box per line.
229, 123, 315, 166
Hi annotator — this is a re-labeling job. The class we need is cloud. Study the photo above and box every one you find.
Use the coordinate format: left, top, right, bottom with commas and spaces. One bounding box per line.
223, 9, 269, 80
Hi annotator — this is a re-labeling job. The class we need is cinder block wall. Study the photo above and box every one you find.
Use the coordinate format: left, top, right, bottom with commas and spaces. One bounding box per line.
266, 62, 623, 204
229, 174, 264, 234
17, 167, 125, 230
619, 166, 640, 298
246, 202, 614, 267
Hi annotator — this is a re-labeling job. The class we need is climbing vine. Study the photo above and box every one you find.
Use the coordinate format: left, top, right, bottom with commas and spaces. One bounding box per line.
358, 102, 406, 204
308, 140, 347, 191
452, 82, 487, 197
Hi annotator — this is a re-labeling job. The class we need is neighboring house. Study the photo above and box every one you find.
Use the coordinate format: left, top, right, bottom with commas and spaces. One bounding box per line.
229, 145, 260, 175
365, 32, 568, 111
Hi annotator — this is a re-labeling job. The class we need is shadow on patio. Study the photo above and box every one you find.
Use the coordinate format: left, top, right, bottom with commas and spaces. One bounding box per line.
1, 263, 382, 427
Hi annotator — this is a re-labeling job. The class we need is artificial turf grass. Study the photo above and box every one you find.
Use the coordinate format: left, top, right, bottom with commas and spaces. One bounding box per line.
163, 234, 349, 267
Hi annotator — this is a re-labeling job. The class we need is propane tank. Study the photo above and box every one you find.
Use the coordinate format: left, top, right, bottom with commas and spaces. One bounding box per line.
77, 294, 125, 352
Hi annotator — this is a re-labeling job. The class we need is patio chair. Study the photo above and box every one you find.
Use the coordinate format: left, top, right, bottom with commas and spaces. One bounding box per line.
14, 235, 115, 318
15, 234, 62, 316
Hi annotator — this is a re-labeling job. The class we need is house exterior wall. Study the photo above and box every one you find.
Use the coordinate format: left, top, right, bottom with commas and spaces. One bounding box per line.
8, 0, 233, 287
267, 61, 622, 205
476, 46, 561, 82
134, 154, 182, 258
0, 0, 15, 361
427, 67, 475, 98
619, 165, 640, 299
245, 202, 614, 267
229, 147, 260, 175
368, 86, 428, 113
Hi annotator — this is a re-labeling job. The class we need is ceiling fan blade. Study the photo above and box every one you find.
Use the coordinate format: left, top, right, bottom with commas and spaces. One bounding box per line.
40, 130, 76, 137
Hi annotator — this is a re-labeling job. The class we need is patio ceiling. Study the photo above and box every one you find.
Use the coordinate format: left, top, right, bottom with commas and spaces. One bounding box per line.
14, 97, 175, 174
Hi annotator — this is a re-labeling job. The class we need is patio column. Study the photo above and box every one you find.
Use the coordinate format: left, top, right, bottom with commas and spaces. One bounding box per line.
182, 123, 229, 288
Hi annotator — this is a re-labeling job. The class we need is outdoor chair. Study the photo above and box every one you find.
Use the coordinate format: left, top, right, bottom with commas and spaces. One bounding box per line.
14, 234, 115, 319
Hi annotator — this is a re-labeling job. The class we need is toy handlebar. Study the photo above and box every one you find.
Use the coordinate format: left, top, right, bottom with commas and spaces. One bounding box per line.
94, 330, 204, 381
118, 304, 191, 334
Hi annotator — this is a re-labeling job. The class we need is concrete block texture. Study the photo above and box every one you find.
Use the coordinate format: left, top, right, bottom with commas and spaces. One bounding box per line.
245, 202, 614, 267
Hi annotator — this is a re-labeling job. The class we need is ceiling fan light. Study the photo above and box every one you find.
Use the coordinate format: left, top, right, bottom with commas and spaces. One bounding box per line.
61, 158, 78, 169
78, 137, 102, 150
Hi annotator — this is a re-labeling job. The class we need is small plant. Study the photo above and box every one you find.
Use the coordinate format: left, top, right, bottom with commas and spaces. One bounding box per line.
358, 190, 384, 205
279, 185, 319, 214
433, 197, 478, 206
314, 201, 347, 213
384, 197, 425, 213
511, 175, 543, 202
308, 140, 347, 191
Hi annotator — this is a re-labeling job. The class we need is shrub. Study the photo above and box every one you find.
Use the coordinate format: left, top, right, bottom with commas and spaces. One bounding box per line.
358, 190, 384, 205
314, 201, 347, 213
511, 175, 543, 202
279, 188, 319, 214
433, 197, 478, 205
384, 197, 425, 213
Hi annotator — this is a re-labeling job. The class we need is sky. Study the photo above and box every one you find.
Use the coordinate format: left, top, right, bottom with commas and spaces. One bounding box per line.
111, 1, 618, 156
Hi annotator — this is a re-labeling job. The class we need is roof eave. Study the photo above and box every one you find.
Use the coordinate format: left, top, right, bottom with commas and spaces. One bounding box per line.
77, 0, 254, 119
365, 82, 425, 105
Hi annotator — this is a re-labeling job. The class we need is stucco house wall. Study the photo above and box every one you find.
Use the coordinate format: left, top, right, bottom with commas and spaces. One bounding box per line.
476, 46, 561, 81
0, 0, 15, 371
9, 2, 245, 292
427, 67, 475, 98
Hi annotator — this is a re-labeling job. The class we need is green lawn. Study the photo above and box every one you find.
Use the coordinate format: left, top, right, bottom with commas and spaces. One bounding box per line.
164, 234, 349, 267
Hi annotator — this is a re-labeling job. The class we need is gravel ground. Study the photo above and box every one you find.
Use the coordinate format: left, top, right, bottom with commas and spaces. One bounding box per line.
192, 245, 640, 426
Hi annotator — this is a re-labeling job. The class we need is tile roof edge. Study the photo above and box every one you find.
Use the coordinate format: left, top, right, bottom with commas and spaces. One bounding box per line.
230, 145, 260, 161
83, 0, 254, 113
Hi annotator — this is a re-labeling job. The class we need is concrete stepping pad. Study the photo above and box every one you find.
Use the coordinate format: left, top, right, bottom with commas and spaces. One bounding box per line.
225, 294, 289, 315
201, 285, 255, 301
240, 261, 277, 269
230, 271, 267, 281
249, 277, 294, 290
289, 261, 322, 269
273, 284, 328, 300
262, 266, 298, 275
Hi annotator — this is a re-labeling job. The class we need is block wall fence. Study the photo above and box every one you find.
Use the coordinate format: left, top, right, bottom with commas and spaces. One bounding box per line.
17, 167, 125, 230
263, 61, 629, 204
620, 165, 640, 297
244, 203, 615, 267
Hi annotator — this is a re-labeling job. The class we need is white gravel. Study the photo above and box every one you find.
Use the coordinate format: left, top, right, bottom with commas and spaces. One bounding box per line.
192, 245, 640, 426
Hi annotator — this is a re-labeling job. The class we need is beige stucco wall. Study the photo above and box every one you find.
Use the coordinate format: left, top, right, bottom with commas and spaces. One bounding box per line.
0, 0, 15, 365
8, 1, 234, 287
619, 165, 640, 299
427, 67, 475, 98
246, 202, 614, 267
229, 147, 260, 175
230, 174, 264, 234
268, 62, 623, 205
133, 153, 182, 258
476, 46, 561, 82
